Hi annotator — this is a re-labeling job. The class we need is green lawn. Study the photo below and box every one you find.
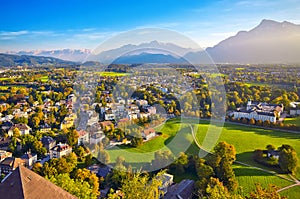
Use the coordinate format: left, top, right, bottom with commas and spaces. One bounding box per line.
194, 120, 300, 178
37, 75, 49, 83
280, 186, 300, 199
106, 119, 191, 164
94, 72, 130, 77
103, 118, 300, 198
233, 164, 293, 197
284, 117, 300, 127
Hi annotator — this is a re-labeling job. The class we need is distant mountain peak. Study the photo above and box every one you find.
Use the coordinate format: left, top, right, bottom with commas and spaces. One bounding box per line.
203, 19, 300, 64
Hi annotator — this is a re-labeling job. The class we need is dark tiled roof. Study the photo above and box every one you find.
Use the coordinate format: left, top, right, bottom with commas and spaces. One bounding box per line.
164, 179, 195, 199
0, 166, 78, 199
41, 136, 55, 145
97, 166, 110, 178
0, 157, 25, 170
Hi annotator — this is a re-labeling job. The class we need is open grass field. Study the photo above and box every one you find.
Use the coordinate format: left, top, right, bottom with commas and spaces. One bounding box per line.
37, 75, 49, 82
104, 118, 300, 198
284, 117, 300, 127
94, 72, 130, 77
106, 119, 190, 164
194, 120, 300, 177
280, 186, 300, 199
233, 164, 293, 197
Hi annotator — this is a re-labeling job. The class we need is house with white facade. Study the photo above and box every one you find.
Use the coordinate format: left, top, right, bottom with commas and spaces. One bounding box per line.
50, 143, 72, 159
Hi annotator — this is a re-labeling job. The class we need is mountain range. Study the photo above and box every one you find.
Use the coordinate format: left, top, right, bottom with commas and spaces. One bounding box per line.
0, 53, 76, 67
3, 19, 300, 64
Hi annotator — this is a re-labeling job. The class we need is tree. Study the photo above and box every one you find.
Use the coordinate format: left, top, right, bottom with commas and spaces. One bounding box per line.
209, 142, 238, 191
151, 150, 174, 171
108, 171, 164, 199
172, 152, 188, 173
48, 173, 99, 199
97, 149, 110, 165
32, 162, 43, 175
66, 129, 79, 147
85, 153, 93, 166
249, 118, 255, 125
246, 183, 285, 199
73, 168, 100, 197
115, 156, 126, 170
12, 128, 21, 138
278, 145, 298, 175
31, 116, 40, 129
75, 146, 86, 162
205, 177, 242, 199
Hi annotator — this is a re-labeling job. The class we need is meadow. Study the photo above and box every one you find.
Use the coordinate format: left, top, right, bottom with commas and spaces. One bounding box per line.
94, 71, 130, 77
37, 75, 49, 82
104, 118, 300, 197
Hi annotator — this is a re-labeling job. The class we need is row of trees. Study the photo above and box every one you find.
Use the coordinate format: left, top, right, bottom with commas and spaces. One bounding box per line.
228, 116, 300, 131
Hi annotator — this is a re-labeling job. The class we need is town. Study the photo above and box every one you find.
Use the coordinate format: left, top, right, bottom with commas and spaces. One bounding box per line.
0, 63, 299, 198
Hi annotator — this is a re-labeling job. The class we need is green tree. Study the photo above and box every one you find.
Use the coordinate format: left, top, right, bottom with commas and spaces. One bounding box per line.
85, 153, 93, 166
12, 128, 21, 138
66, 129, 79, 147
109, 171, 163, 199
31, 116, 40, 129
73, 168, 100, 197
48, 173, 99, 199
205, 177, 242, 199
246, 183, 285, 199
75, 146, 86, 162
97, 149, 110, 165
278, 145, 298, 175
210, 142, 238, 191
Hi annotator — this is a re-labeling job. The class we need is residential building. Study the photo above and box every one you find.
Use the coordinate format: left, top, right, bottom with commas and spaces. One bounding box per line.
8, 124, 32, 136
1, 121, 14, 131
0, 150, 12, 162
0, 166, 77, 199
89, 132, 105, 145
77, 130, 89, 145
41, 136, 56, 153
50, 143, 72, 159
158, 173, 174, 195
39, 124, 51, 133
164, 179, 195, 199
21, 152, 37, 167
0, 157, 25, 174
142, 128, 156, 140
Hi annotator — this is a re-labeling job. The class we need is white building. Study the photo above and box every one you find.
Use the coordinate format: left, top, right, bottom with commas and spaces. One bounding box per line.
233, 100, 284, 123
78, 130, 89, 145
50, 143, 72, 159
233, 111, 276, 123
8, 124, 31, 136
89, 132, 105, 145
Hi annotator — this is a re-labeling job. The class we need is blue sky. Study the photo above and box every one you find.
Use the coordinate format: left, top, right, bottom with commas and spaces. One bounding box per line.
0, 0, 300, 51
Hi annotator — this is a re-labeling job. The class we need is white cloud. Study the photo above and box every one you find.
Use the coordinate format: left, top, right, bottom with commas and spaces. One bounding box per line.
0, 30, 29, 36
